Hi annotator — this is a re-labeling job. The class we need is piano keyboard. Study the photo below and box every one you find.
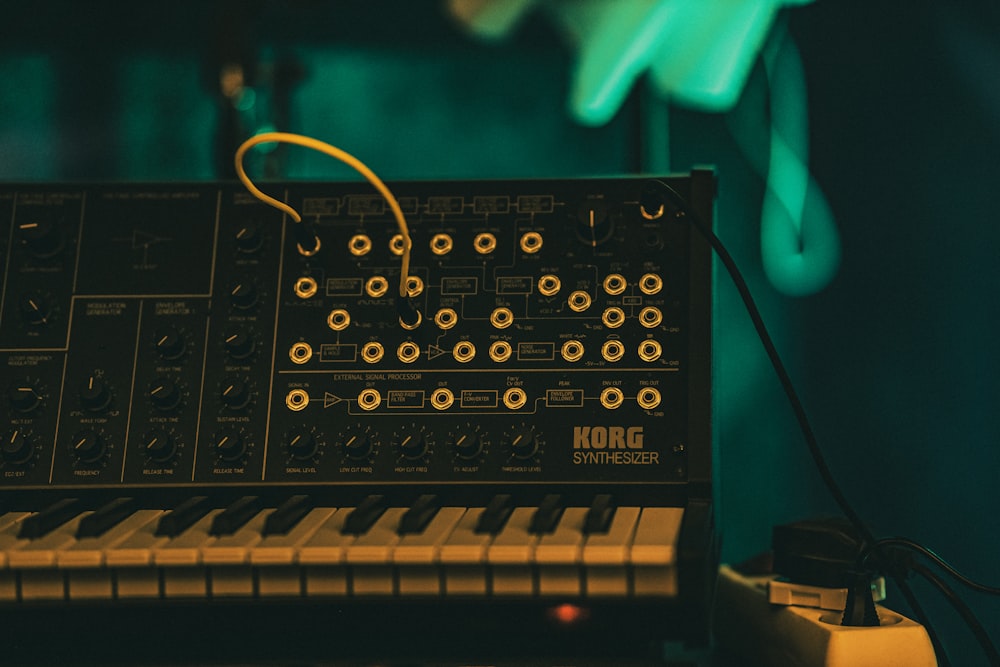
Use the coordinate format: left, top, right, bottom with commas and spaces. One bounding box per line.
0, 495, 684, 603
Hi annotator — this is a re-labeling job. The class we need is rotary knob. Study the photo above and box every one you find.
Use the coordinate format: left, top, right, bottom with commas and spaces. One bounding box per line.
229, 278, 259, 310
339, 426, 373, 460
7, 380, 44, 414
211, 427, 246, 462
18, 293, 52, 326
223, 329, 256, 360
220, 376, 252, 410
506, 426, 538, 460
154, 327, 186, 360
71, 429, 107, 464
1, 429, 35, 465
148, 376, 182, 412
234, 221, 264, 254
285, 428, 319, 461
394, 426, 427, 460
450, 426, 482, 460
141, 429, 177, 464
18, 218, 64, 258
79, 375, 112, 413
575, 200, 614, 247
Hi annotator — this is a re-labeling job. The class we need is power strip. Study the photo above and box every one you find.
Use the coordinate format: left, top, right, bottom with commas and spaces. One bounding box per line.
713, 565, 937, 667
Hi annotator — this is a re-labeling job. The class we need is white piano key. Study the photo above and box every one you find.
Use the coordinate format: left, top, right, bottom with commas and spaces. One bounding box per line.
0, 512, 32, 569
582, 506, 640, 596
0, 572, 16, 601
7, 512, 90, 569
347, 507, 407, 596
251, 507, 337, 566
61, 509, 165, 601
19, 570, 65, 601
439, 508, 491, 596
203, 510, 271, 565
253, 507, 336, 598
60, 510, 164, 568
394, 507, 465, 596
205, 510, 273, 598
487, 507, 537, 596
299, 509, 354, 597
535, 507, 587, 596
153, 510, 222, 567
155, 510, 222, 599
630, 507, 683, 596
107, 512, 170, 599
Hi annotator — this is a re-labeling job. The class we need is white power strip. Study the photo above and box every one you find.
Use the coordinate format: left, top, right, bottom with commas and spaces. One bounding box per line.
713, 565, 938, 667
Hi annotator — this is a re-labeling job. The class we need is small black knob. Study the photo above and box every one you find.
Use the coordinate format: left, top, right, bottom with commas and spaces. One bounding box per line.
79, 375, 112, 413
395, 426, 426, 460
220, 376, 252, 410
148, 377, 182, 412
212, 428, 246, 462
18, 293, 52, 326
340, 426, 372, 460
1, 429, 35, 465
223, 329, 256, 360
18, 218, 64, 258
8, 381, 43, 414
142, 429, 177, 463
285, 429, 318, 461
451, 427, 482, 460
71, 429, 107, 464
507, 427, 538, 459
229, 278, 259, 310
234, 221, 264, 254
154, 327, 186, 360
575, 200, 614, 247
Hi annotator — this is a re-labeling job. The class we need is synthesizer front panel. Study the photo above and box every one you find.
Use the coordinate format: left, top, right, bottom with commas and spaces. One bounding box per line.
0, 175, 712, 500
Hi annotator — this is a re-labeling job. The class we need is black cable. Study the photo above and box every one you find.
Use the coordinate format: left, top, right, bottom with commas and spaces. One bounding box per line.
641, 178, 954, 666
911, 562, 1000, 666
641, 179, 873, 544
866, 537, 1000, 596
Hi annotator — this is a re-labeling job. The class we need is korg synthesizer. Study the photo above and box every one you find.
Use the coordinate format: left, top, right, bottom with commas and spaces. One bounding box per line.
0, 174, 715, 661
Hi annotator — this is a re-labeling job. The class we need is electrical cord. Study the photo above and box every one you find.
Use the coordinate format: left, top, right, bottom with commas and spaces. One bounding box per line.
234, 132, 414, 300
639, 178, 960, 666
910, 561, 1000, 665
864, 537, 1000, 596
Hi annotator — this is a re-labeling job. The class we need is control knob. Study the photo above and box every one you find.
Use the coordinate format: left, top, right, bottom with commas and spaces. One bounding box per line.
285, 428, 319, 461
450, 426, 482, 460
575, 200, 614, 247
18, 218, 64, 258
234, 221, 264, 254
1, 429, 35, 465
223, 329, 256, 360
79, 375, 112, 413
18, 293, 52, 326
211, 427, 246, 462
154, 327, 186, 360
7, 380, 44, 414
339, 426, 373, 460
229, 278, 259, 310
220, 376, 252, 410
394, 425, 427, 460
141, 429, 177, 464
506, 426, 539, 460
71, 429, 107, 464
148, 376, 182, 412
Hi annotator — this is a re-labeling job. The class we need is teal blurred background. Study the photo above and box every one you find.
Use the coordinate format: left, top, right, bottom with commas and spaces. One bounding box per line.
1, 1, 998, 663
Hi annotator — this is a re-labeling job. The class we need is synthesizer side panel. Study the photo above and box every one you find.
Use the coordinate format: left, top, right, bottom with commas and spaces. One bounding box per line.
0, 176, 713, 499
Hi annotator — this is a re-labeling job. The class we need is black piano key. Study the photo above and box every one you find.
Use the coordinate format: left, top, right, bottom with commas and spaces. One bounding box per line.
210, 496, 263, 536
155, 496, 211, 537
76, 497, 135, 539
529, 494, 564, 534
262, 495, 313, 536
18, 498, 81, 539
474, 494, 514, 535
583, 494, 617, 534
397, 494, 439, 535
341, 495, 386, 535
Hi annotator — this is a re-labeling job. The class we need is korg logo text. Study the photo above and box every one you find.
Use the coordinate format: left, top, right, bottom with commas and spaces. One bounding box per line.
573, 426, 644, 450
